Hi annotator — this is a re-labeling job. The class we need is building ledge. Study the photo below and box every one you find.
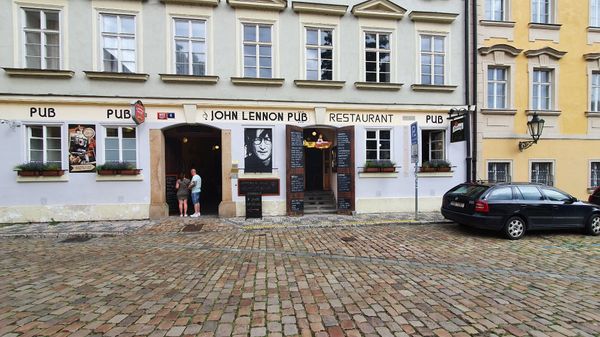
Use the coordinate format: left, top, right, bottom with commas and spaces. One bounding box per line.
358, 172, 398, 178
409, 11, 458, 24
416, 171, 454, 178
354, 82, 402, 90
585, 111, 600, 117
411, 84, 457, 92
480, 109, 517, 115
160, 74, 219, 84
528, 22, 562, 30
292, 1, 348, 16
588, 27, 600, 33
525, 109, 561, 116
84, 71, 149, 81
227, 0, 286, 11
351, 0, 406, 20
3, 67, 74, 78
96, 174, 144, 181
161, 0, 219, 6
294, 80, 345, 88
16, 175, 69, 183
230, 77, 284, 86
479, 20, 516, 28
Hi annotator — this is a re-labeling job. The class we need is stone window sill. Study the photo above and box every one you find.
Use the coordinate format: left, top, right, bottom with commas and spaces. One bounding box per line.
354, 82, 403, 91
84, 71, 149, 81
479, 20, 515, 28
525, 109, 561, 116
161, 0, 219, 6
528, 22, 562, 30
96, 174, 144, 181
16, 175, 69, 183
416, 171, 454, 178
588, 27, 600, 33
3, 67, 74, 78
480, 109, 517, 115
159, 74, 219, 84
585, 111, 600, 117
231, 77, 284, 86
294, 80, 345, 88
227, 0, 285, 11
358, 172, 399, 178
411, 84, 457, 92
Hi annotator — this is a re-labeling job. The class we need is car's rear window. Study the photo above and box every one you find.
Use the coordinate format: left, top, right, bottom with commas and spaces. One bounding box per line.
515, 186, 544, 200
447, 184, 489, 198
486, 187, 513, 201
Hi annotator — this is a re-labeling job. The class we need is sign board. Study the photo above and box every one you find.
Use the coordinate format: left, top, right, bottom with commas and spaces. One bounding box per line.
245, 193, 262, 219
336, 126, 355, 214
450, 117, 465, 143
132, 100, 145, 125
165, 174, 179, 215
410, 122, 418, 164
238, 179, 279, 196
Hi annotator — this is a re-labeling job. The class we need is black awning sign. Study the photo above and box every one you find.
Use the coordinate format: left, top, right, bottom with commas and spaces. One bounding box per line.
450, 117, 465, 143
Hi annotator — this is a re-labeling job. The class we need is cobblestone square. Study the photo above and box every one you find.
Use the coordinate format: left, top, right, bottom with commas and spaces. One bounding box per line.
1, 218, 599, 336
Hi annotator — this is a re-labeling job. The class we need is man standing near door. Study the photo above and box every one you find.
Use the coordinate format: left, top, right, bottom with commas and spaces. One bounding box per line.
189, 168, 202, 217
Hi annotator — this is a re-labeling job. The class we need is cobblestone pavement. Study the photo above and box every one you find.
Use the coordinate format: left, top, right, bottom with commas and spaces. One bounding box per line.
1, 219, 600, 337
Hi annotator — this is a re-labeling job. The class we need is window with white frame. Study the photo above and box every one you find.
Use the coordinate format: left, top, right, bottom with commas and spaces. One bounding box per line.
365, 32, 390, 83
487, 67, 508, 109
421, 130, 445, 163
306, 28, 333, 80
366, 130, 391, 161
591, 162, 600, 187
531, 0, 553, 24
488, 162, 511, 183
22, 8, 60, 69
105, 127, 137, 165
591, 0, 600, 27
531, 161, 553, 186
243, 23, 272, 78
485, 0, 506, 21
592, 72, 600, 112
101, 14, 136, 73
27, 125, 62, 165
532, 69, 553, 110
174, 18, 206, 76
420, 35, 445, 85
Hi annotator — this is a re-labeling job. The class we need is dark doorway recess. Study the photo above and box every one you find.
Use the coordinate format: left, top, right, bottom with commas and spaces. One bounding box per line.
164, 125, 222, 215
305, 148, 323, 191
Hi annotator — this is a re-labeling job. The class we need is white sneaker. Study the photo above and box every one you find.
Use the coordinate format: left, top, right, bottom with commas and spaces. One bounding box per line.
180, 214, 183, 217
184, 214, 188, 217
190, 213, 198, 218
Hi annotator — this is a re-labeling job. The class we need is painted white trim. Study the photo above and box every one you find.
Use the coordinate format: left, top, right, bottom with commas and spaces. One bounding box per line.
589, 159, 600, 188
528, 159, 556, 186
415, 31, 449, 86
485, 159, 513, 182
359, 29, 394, 83
364, 127, 394, 163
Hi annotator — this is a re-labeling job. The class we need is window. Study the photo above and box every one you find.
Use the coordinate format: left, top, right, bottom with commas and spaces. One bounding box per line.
487, 187, 513, 201
516, 186, 544, 200
366, 130, 391, 160
420, 35, 445, 85
105, 127, 137, 165
101, 14, 136, 73
306, 28, 333, 80
22, 8, 60, 69
488, 162, 511, 183
174, 19, 206, 76
531, 162, 553, 186
531, 0, 552, 24
365, 32, 390, 83
487, 67, 507, 109
591, 162, 600, 187
592, 72, 600, 112
243, 24, 272, 78
27, 125, 62, 165
591, 0, 600, 27
421, 130, 445, 163
532, 69, 552, 110
485, 0, 506, 21
541, 188, 571, 202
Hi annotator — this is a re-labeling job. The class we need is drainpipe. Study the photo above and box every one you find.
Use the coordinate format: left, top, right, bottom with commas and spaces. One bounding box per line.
463, 0, 472, 182
471, 0, 478, 181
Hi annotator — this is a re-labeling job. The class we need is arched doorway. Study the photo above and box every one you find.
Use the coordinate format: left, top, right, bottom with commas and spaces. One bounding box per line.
163, 125, 222, 215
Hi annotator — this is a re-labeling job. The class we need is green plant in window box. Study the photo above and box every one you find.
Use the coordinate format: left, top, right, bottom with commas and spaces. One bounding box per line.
96, 161, 141, 175
428, 159, 452, 172
14, 162, 65, 177
364, 160, 396, 173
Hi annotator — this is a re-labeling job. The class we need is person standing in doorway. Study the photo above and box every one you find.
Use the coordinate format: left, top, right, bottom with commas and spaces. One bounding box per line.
175, 172, 190, 217
189, 168, 202, 217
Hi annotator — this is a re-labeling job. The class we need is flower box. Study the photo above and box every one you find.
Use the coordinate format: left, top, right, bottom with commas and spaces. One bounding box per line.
363, 160, 396, 173
96, 162, 140, 175
97, 169, 141, 175
364, 167, 381, 173
380, 167, 396, 173
14, 162, 65, 177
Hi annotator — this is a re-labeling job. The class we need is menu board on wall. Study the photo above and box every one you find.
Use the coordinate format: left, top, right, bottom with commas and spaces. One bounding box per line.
290, 130, 304, 168
290, 175, 304, 193
338, 198, 351, 211
337, 174, 351, 193
238, 179, 280, 196
287, 125, 305, 216
290, 199, 304, 213
245, 193, 262, 219
336, 127, 354, 214
165, 174, 178, 215
336, 132, 351, 169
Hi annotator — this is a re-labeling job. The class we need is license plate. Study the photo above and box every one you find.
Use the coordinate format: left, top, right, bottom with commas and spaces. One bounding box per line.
450, 201, 464, 208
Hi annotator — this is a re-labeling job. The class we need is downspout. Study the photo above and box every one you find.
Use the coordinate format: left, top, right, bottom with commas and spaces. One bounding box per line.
471, 0, 478, 181
464, 0, 472, 182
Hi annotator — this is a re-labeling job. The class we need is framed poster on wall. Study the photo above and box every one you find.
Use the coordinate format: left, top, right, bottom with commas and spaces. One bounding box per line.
68, 124, 96, 173
244, 128, 273, 173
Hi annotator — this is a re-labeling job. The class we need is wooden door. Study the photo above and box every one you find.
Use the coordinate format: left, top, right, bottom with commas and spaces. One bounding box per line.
286, 125, 305, 215
336, 126, 355, 214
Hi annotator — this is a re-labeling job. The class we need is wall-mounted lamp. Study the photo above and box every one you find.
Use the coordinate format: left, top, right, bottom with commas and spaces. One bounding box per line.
518, 112, 545, 151
182, 137, 188, 144
212, 145, 220, 150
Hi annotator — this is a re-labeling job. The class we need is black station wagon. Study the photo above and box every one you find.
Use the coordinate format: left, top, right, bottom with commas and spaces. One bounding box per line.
441, 182, 600, 240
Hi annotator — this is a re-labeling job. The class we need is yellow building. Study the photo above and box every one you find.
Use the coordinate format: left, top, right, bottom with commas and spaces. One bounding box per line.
476, 0, 600, 199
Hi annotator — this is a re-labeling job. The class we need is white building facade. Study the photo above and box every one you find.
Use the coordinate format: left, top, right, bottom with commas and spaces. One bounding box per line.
0, 0, 471, 223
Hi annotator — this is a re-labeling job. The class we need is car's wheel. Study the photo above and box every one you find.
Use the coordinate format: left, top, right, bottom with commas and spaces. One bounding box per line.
503, 216, 526, 240
586, 213, 600, 236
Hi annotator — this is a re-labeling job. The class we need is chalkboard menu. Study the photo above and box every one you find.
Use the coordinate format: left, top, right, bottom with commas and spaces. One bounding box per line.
337, 173, 351, 193
338, 198, 351, 211
165, 175, 178, 214
290, 199, 304, 213
290, 175, 304, 193
245, 193, 262, 219
290, 131, 304, 168
337, 132, 351, 168
238, 179, 280, 196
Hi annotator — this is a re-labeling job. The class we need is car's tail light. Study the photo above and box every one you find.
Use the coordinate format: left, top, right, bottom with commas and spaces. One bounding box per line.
475, 200, 489, 213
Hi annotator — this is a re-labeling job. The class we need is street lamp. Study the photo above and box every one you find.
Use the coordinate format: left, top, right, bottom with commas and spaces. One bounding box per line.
518, 112, 545, 151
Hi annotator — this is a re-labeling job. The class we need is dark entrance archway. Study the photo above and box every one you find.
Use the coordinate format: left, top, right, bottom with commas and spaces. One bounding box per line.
164, 125, 222, 215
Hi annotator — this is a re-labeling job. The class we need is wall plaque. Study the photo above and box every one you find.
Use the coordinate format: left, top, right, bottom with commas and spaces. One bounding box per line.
238, 179, 280, 196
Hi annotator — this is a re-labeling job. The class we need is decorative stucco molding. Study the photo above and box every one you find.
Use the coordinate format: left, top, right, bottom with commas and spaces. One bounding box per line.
528, 22, 562, 30
84, 71, 149, 81
351, 0, 406, 20
354, 82, 403, 90
294, 80, 345, 88
230, 77, 284, 86
161, 0, 219, 6
479, 20, 516, 28
292, 2, 348, 16
408, 11, 458, 24
584, 53, 600, 61
3, 68, 74, 78
524, 47, 566, 60
159, 74, 219, 84
226, 0, 286, 11
411, 84, 457, 92
478, 44, 523, 57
